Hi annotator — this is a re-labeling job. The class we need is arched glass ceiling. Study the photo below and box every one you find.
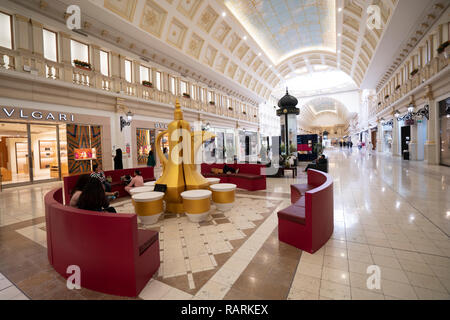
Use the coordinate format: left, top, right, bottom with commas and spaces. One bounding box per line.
224, 0, 336, 64
273, 69, 358, 98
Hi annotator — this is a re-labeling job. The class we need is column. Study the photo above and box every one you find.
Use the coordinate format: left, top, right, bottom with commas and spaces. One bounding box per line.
14, 14, 30, 53
409, 123, 418, 160
392, 112, 400, 157
133, 60, 141, 98
376, 121, 383, 152
162, 72, 170, 92
58, 32, 73, 83
30, 19, 45, 77
424, 87, 439, 164
30, 19, 43, 57
91, 45, 102, 89
151, 67, 157, 87
133, 60, 141, 84
110, 51, 121, 92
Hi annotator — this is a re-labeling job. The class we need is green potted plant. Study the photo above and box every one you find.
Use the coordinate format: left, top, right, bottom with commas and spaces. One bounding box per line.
437, 40, 449, 54
73, 59, 92, 70
289, 143, 297, 154
410, 69, 419, 77
280, 143, 286, 155
142, 80, 153, 87
313, 143, 324, 156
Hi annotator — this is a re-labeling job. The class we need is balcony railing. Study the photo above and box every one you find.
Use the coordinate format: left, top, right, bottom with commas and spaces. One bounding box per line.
373, 52, 449, 117
0, 47, 258, 124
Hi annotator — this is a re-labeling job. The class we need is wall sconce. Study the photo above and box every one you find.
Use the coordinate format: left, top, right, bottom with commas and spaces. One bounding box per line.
396, 104, 429, 122
120, 111, 133, 131
202, 122, 211, 131
394, 110, 400, 118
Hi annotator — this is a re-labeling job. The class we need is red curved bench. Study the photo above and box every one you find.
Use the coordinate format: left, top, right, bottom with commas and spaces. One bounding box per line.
277, 169, 334, 254
45, 188, 160, 297
201, 163, 266, 191
63, 167, 156, 205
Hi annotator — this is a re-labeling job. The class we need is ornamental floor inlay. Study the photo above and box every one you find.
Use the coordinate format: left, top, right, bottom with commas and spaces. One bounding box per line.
114, 195, 282, 294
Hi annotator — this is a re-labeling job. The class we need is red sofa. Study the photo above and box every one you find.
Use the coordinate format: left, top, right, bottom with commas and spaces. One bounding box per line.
63, 167, 155, 205
277, 169, 334, 254
201, 163, 266, 191
44, 188, 160, 297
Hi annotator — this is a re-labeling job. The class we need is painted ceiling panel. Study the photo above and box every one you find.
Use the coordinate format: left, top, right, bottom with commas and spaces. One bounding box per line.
224, 0, 336, 64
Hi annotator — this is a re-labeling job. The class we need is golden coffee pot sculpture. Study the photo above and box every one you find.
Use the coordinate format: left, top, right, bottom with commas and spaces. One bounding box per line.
155, 99, 215, 213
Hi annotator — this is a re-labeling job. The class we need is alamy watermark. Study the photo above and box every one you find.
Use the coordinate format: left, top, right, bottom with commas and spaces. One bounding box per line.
366, 265, 381, 290
367, 5, 382, 30
66, 265, 81, 290
66, 5, 81, 30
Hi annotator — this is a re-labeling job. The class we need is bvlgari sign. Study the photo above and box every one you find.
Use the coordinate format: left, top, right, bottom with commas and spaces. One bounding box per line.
1, 107, 75, 122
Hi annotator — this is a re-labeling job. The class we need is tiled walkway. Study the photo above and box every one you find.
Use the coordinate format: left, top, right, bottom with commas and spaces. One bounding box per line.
0, 273, 29, 300
0, 148, 449, 300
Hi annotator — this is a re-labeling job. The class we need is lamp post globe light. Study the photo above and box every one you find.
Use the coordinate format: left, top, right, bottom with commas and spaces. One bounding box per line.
276, 88, 300, 156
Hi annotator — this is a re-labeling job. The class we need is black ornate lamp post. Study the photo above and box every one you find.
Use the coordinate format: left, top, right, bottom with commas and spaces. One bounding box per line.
276, 88, 300, 155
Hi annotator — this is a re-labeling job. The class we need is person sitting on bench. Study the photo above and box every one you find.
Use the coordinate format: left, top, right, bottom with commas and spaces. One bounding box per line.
305, 154, 327, 172
223, 164, 239, 175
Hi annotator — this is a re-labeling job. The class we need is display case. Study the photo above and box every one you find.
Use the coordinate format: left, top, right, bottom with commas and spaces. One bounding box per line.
15, 142, 29, 174
39, 140, 58, 169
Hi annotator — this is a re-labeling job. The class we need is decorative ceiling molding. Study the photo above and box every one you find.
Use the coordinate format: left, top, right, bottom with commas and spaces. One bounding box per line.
375, 0, 449, 91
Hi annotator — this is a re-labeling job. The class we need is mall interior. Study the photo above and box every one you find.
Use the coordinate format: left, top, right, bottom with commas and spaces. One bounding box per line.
0, 0, 449, 301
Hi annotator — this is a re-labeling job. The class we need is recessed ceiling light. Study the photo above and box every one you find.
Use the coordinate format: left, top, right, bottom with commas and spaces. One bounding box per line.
338, 7, 342, 12
222, 12, 226, 17
258, 52, 261, 56
338, 33, 341, 37
243, 36, 247, 40
269, 65, 272, 68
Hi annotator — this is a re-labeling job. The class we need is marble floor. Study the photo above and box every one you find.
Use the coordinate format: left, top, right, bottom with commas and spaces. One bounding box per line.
0, 148, 449, 300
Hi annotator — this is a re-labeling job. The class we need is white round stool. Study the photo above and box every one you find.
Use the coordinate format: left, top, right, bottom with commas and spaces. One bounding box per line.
180, 189, 212, 223
143, 181, 156, 190
210, 183, 237, 211
132, 191, 165, 225
129, 186, 155, 196
206, 177, 220, 190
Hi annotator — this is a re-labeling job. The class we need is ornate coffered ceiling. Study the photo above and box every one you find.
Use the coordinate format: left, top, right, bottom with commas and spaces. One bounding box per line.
99, 0, 280, 101
11, 0, 445, 104
223, 0, 336, 64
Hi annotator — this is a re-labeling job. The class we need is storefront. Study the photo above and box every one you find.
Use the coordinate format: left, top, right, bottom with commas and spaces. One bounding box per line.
382, 122, 393, 153
0, 106, 111, 187
131, 120, 169, 168
370, 127, 377, 151
238, 130, 258, 162
439, 97, 450, 166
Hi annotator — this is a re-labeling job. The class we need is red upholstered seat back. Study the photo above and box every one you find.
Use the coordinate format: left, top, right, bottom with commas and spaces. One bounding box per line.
201, 163, 227, 174
234, 163, 265, 175
45, 188, 140, 295
63, 167, 155, 205
307, 168, 328, 187
305, 170, 334, 250
200, 163, 265, 176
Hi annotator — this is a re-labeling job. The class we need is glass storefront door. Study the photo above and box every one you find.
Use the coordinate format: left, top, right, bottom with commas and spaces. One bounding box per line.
0, 121, 63, 187
0, 122, 29, 185
136, 128, 155, 166
30, 124, 59, 181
